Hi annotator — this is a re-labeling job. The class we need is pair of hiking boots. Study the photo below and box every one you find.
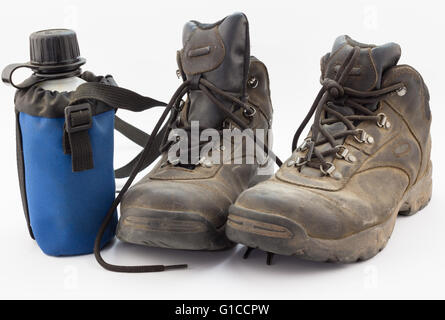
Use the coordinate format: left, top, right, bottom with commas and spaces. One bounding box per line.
99, 12, 432, 271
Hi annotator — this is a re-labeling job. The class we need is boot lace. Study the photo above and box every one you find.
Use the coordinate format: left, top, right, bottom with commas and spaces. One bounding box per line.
94, 76, 282, 273
158, 77, 281, 168
291, 46, 405, 177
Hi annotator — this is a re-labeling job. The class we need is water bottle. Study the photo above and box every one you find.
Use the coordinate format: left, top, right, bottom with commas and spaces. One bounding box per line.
2, 29, 118, 256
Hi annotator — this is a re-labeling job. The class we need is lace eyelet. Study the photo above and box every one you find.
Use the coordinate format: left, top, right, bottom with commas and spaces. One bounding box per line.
247, 76, 259, 88
335, 145, 349, 159
320, 162, 342, 180
168, 157, 180, 166
335, 145, 356, 163
287, 156, 307, 167
354, 129, 366, 143
354, 129, 374, 144
243, 106, 256, 118
297, 138, 311, 152
320, 162, 334, 175
198, 157, 213, 168
397, 86, 407, 96
295, 156, 307, 167
376, 113, 391, 129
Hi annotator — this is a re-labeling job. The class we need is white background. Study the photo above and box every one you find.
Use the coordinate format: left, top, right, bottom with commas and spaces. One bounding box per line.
0, 0, 444, 299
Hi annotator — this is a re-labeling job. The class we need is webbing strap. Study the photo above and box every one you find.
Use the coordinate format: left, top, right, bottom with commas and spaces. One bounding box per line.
70, 82, 166, 112
63, 103, 94, 172
114, 116, 149, 148
64, 82, 166, 174
114, 116, 168, 179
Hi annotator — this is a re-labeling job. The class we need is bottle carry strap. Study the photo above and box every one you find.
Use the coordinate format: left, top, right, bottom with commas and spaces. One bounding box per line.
101, 76, 160, 178
65, 80, 168, 174
114, 116, 168, 179
2, 64, 161, 176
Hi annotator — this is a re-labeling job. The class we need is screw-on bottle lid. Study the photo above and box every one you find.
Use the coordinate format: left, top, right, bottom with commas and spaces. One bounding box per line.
29, 29, 86, 72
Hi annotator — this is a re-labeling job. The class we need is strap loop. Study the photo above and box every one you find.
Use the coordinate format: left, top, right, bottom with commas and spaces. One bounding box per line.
65, 103, 93, 133
2, 62, 82, 89
63, 103, 94, 172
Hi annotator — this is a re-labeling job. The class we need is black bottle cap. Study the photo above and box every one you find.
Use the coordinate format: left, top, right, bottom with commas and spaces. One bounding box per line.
29, 29, 86, 73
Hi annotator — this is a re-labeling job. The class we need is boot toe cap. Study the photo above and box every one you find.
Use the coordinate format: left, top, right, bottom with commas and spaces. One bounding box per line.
121, 180, 230, 226
229, 179, 357, 240
117, 179, 234, 250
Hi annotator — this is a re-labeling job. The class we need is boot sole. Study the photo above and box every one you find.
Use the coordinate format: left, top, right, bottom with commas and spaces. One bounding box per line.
226, 162, 432, 263
117, 209, 235, 251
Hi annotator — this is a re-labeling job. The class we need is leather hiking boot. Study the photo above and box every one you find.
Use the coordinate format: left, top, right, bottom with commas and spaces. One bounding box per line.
227, 35, 432, 263
116, 13, 279, 251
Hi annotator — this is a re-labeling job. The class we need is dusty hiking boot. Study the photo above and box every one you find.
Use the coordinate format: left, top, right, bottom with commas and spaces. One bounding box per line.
226, 35, 432, 263
116, 13, 278, 251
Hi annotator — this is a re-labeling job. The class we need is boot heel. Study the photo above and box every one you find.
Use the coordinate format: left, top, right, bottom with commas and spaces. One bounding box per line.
399, 161, 432, 216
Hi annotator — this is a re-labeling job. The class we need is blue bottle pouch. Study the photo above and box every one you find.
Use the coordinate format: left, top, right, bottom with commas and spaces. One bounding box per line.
6, 69, 167, 256
13, 72, 118, 255
3, 29, 182, 272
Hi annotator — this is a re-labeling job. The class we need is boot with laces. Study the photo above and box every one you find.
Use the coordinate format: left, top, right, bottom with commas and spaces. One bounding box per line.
115, 12, 280, 251
226, 35, 432, 263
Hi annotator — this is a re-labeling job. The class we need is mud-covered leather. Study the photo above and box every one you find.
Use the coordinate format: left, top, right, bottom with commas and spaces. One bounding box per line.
121, 163, 258, 228
233, 42, 431, 239
121, 14, 272, 228
121, 59, 272, 224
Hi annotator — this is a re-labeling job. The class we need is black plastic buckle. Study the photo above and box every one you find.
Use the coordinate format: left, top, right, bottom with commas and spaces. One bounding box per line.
65, 103, 93, 133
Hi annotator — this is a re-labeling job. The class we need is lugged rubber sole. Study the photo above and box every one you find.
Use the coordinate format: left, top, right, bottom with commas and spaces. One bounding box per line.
116, 209, 235, 251
226, 162, 432, 263
117, 170, 274, 251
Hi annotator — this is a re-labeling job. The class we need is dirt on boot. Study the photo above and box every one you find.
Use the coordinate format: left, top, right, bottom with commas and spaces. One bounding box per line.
227, 35, 432, 263
117, 13, 278, 251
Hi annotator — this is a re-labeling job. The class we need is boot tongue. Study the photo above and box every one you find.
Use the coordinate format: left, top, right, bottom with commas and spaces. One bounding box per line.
322, 35, 401, 91
179, 13, 250, 128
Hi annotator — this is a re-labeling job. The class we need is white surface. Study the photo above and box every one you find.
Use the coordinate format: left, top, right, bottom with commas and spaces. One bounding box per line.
37, 76, 86, 92
0, 0, 444, 300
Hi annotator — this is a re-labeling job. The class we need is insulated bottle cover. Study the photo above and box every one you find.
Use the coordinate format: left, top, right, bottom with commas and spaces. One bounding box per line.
3, 29, 117, 256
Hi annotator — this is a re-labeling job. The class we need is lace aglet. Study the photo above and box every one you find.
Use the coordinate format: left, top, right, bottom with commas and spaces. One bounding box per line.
164, 264, 188, 271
